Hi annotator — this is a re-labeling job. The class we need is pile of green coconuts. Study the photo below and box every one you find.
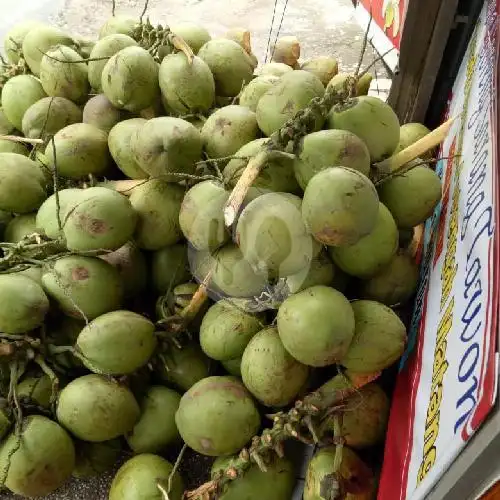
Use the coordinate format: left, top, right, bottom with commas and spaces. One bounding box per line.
0, 11, 442, 500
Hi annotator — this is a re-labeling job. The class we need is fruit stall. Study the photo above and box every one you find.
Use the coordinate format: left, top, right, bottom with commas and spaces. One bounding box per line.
0, 0, 497, 499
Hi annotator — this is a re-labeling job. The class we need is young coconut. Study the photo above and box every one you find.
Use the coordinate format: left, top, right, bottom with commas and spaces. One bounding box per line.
224, 137, 300, 194
378, 161, 443, 229
41, 255, 123, 321
175, 375, 261, 456
271, 35, 301, 66
126, 385, 181, 453
101, 46, 160, 113
294, 129, 371, 189
150, 243, 191, 294
397, 122, 431, 153
222, 357, 243, 377
304, 446, 376, 500
99, 16, 138, 39
284, 249, 336, 293
239, 75, 280, 112
57, 374, 140, 442
327, 95, 400, 162
212, 455, 296, 500
22, 25, 75, 75
128, 179, 185, 250
200, 298, 265, 361
131, 116, 203, 178
22, 96, 82, 139
83, 94, 130, 133
256, 70, 325, 136
259, 62, 294, 77
3, 20, 44, 63
0, 153, 47, 213
302, 167, 380, 247
0, 274, 49, 334
0, 138, 28, 155
241, 327, 309, 407
45, 123, 111, 178
179, 180, 230, 251
236, 192, 315, 279
171, 22, 212, 54
3, 213, 36, 243
17, 374, 53, 409
159, 53, 215, 114
88, 34, 138, 91
356, 73, 373, 95
76, 310, 156, 375
319, 382, 390, 449
201, 105, 259, 160
277, 285, 355, 367
198, 38, 255, 97
73, 439, 122, 478
1, 74, 47, 130
0, 415, 75, 497
301, 56, 339, 86
109, 454, 184, 500
0, 108, 15, 134
340, 300, 407, 372
62, 186, 137, 252
329, 203, 399, 278
359, 250, 419, 306
39, 45, 89, 104
327, 72, 372, 96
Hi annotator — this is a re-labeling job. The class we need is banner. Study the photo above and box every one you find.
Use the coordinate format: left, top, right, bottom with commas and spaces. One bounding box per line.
378, 0, 500, 498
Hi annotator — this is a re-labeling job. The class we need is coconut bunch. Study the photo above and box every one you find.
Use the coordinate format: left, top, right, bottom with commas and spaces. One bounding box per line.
0, 13, 444, 500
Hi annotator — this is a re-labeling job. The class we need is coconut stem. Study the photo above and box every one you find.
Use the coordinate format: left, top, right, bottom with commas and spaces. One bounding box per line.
184, 370, 380, 499
0, 135, 44, 145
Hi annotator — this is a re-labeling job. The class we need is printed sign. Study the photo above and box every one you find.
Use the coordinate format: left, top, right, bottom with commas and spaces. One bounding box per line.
378, 0, 500, 498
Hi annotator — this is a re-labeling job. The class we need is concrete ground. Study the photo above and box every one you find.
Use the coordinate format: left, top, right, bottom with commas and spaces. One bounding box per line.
1, 1, 389, 498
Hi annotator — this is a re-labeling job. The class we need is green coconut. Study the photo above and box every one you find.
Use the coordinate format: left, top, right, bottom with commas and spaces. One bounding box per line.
222, 357, 242, 377
4, 213, 36, 242
236, 192, 315, 279
175, 375, 261, 456
329, 203, 398, 278
277, 285, 355, 367
320, 383, 390, 449
22, 25, 75, 75
356, 73, 373, 96
360, 250, 419, 305
0, 274, 49, 334
126, 386, 181, 453
304, 446, 376, 500
62, 186, 137, 252
239, 75, 280, 112
129, 179, 184, 250
15, 266, 44, 286
0, 415, 75, 497
82, 94, 128, 133
17, 374, 53, 409
0, 153, 47, 213
170, 22, 211, 54
284, 249, 336, 293
213, 455, 295, 500
88, 34, 138, 91
131, 116, 203, 178
156, 342, 211, 392
224, 138, 299, 194
241, 327, 309, 407
76, 310, 156, 375
4, 21, 44, 63
36, 188, 83, 239
109, 454, 184, 500
41, 255, 123, 320
341, 300, 407, 372
327, 72, 371, 97
101, 46, 159, 112
99, 16, 138, 39
302, 167, 379, 246
57, 374, 139, 442
259, 62, 293, 77
301, 56, 339, 86
1, 74, 47, 130
73, 439, 122, 478
0, 108, 15, 134
22, 96, 82, 139
159, 53, 215, 114
327, 95, 400, 162
100, 242, 147, 299
397, 122, 431, 153
294, 129, 371, 189
40, 45, 89, 103
0, 139, 28, 155
378, 162, 443, 229
200, 298, 264, 361
198, 38, 255, 97
45, 123, 111, 178
150, 244, 191, 294
256, 70, 325, 136
179, 180, 230, 251
76, 37, 95, 59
